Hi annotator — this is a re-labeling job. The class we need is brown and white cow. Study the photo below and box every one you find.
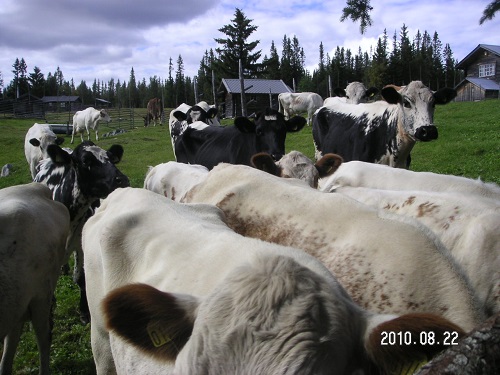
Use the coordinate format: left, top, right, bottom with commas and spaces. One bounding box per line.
183, 163, 485, 332
278, 92, 323, 126
143, 98, 163, 127
83, 187, 465, 375
1, 183, 70, 375
313, 81, 456, 168
334, 186, 500, 316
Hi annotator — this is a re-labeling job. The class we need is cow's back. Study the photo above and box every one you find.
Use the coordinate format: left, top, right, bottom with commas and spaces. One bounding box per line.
184, 164, 485, 331
0, 183, 69, 335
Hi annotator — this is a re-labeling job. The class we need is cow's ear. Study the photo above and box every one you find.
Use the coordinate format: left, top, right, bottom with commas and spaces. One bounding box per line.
207, 108, 218, 119
173, 110, 188, 122
381, 86, 402, 105
315, 153, 343, 178
103, 283, 198, 362
434, 88, 457, 105
286, 116, 307, 132
251, 152, 282, 176
29, 138, 41, 147
107, 145, 124, 164
47, 144, 72, 165
333, 88, 346, 97
55, 137, 65, 146
365, 87, 379, 99
234, 117, 256, 133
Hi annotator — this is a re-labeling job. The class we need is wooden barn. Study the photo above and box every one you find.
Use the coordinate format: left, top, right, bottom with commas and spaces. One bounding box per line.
219, 78, 292, 118
455, 44, 500, 101
41, 96, 83, 112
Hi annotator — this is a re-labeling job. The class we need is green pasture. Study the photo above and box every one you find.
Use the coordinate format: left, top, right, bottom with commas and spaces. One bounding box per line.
0, 99, 498, 374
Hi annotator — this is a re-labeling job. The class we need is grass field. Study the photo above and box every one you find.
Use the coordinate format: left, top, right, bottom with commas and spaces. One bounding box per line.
0, 99, 499, 373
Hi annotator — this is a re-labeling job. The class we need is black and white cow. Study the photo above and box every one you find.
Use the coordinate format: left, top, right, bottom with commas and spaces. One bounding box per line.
313, 81, 457, 168
168, 101, 220, 154
34, 141, 129, 323
174, 108, 306, 170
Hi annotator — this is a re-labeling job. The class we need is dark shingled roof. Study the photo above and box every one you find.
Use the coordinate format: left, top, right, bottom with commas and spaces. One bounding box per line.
221, 79, 293, 94
41, 96, 81, 103
456, 44, 500, 70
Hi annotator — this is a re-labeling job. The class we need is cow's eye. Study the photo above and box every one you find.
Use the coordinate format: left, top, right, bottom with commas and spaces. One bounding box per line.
256, 128, 263, 136
403, 98, 412, 108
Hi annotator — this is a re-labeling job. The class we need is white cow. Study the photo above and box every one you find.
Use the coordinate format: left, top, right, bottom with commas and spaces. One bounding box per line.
183, 164, 485, 332
83, 187, 464, 375
278, 92, 323, 126
24, 123, 64, 179
324, 81, 379, 105
0, 183, 70, 375
71, 107, 111, 144
144, 162, 209, 201
319, 160, 500, 200
144, 152, 343, 201
335, 186, 500, 316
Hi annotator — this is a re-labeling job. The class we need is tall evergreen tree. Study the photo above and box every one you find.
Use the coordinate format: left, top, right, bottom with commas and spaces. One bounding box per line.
175, 55, 186, 105
213, 8, 262, 79
128, 67, 139, 107
29, 66, 45, 98
261, 41, 280, 79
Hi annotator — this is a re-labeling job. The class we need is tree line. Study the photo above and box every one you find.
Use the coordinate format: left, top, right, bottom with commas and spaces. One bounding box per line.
2, 8, 466, 109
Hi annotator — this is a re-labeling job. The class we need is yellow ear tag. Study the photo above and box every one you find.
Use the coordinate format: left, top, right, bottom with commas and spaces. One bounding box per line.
396, 359, 428, 375
146, 321, 172, 348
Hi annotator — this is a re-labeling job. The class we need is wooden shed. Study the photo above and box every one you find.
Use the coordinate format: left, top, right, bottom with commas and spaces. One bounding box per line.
219, 79, 292, 118
455, 44, 500, 101
41, 96, 83, 112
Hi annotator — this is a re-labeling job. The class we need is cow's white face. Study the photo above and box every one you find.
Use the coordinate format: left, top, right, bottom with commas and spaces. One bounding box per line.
100, 110, 112, 123
345, 82, 367, 104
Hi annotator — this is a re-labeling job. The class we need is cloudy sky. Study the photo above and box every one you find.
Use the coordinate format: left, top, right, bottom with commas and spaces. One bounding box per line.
0, 0, 498, 88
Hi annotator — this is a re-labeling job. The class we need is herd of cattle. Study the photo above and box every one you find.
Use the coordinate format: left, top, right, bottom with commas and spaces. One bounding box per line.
1, 80, 499, 374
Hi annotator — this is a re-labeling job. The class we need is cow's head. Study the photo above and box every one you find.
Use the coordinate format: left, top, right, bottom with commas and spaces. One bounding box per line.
46, 141, 129, 199
381, 81, 456, 142
234, 108, 306, 161
336, 82, 379, 104
100, 109, 112, 123
29, 135, 64, 157
251, 151, 343, 188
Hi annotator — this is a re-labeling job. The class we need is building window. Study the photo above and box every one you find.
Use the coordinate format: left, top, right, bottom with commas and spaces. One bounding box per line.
479, 63, 495, 77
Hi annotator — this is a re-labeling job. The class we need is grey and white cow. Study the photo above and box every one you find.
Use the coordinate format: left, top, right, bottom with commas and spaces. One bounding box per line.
1, 183, 70, 375
325, 81, 378, 105
313, 81, 456, 168
34, 141, 129, 323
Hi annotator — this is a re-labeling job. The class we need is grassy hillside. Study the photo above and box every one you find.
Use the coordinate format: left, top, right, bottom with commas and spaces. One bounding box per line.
0, 99, 498, 374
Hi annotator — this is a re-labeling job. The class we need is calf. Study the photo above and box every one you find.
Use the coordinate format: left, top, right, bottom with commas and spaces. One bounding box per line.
83, 187, 464, 374
183, 163, 485, 332
313, 81, 456, 168
71, 107, 111, 143
319, 160, 500, 200
175, 108, 306, 170
1, 183, 70, 375
24, 123, 64, 179
34, 141, 129, 324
